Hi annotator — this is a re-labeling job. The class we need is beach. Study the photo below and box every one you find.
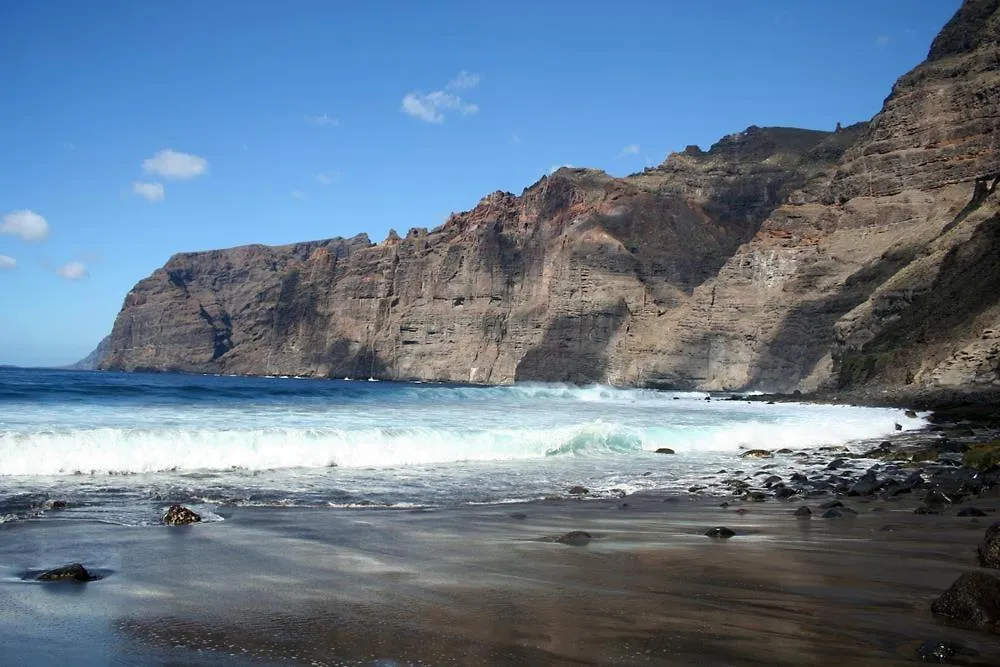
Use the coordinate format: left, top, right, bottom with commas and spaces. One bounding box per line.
4, 484, 1000, 665
3, 370, 1000, 664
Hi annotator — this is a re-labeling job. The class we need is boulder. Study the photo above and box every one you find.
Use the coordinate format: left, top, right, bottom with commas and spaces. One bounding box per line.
567, 486, 589, 496
931, 572, 1000, 633
979, 522, 1000, 569
654, 447, 675, 454
163, 504, 201, 526
794, 506, 812, 518
37, 563, 94, 582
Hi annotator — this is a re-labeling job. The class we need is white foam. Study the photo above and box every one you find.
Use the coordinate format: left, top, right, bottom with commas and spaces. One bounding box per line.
0, 402, 922, 477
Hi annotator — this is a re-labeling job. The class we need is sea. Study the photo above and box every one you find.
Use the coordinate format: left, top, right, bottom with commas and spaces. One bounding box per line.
0, 367, 923, 526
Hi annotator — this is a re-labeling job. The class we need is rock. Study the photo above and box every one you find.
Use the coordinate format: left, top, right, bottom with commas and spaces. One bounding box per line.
567, 486, 589, 496
773, 486, 798, 500
925, 489, 954, 506
964, 441, 1000, 471
819, 500, 844, 510
979, 522, 1000, 569
37, 563, 94, 582
794, 506, 812, 518
740, 449, 772, 459
958, 507, 987, 517
826, 459, 847, 470
914, 506, 941, 515
763, 475, 782, 487
654, 447, 675, 454
823, 507, 857, 519
747, 492, 768, 502
509, 512, 528, 520
688, 485, 706, 492
554, 530, 592, 546
163, 504, 201, 526
905, 410, 918, 419
48, 500, 67, 510
915, 640, 977, 663
704, 526, 736, 539
931, 572, 1000, 633
895, 423, 903, 431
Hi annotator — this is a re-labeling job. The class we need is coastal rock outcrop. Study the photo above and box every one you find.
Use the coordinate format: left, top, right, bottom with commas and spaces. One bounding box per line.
931, 571, 1000, 633
98, 1, 1000, 400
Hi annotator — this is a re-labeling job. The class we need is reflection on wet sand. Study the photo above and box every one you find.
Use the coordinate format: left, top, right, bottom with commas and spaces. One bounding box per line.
0, 495, 977, 665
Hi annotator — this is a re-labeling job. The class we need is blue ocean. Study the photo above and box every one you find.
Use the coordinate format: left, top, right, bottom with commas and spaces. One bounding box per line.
0, 368, 921, 525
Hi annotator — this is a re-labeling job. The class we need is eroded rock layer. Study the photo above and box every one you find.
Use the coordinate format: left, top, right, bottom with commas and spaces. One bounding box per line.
100, 0, 1000, 398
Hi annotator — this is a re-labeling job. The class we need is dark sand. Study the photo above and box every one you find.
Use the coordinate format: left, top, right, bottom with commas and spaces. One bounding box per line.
3, 491, 1000, 665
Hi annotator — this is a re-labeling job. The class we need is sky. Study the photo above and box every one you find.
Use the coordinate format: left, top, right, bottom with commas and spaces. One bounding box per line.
0, 0, 962, 367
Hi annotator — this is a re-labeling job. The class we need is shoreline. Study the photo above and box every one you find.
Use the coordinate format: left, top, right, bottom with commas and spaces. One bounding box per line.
3, 491, 1000, 665
3, 417, 1000, 665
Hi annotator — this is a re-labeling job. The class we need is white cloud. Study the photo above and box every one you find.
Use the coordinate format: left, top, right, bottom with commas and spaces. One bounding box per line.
620, 144, 640, 156
142, 149, 208, 179
57, 261, 88, 281
133, 181, 165, 202
291, 190, 305, 200
875, 35, 890, 47
314, 171, 340, 185
402, 71, 481, 123
1, 209, 50, 241
548, 164, 574, 174
447, 70, 481, 90
0, 255, 15, 270
306, 113, 338, 126
510, 132, 521, 146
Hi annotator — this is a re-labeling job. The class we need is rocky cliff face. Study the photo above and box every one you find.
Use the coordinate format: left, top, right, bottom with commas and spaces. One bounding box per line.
100, 0, 1000, 399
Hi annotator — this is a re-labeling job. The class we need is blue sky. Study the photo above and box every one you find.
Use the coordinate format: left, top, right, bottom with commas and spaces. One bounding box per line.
0, 0, 961, 366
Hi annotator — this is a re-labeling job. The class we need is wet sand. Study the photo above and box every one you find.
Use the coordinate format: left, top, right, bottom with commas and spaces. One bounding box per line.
3, 491, 1000, 665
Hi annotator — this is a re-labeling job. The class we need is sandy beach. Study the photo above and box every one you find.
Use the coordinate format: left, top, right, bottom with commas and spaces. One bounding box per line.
4, 482, 1000, 666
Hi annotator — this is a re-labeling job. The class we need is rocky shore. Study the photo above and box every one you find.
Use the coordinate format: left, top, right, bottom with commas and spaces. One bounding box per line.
4, 403, 1000, 665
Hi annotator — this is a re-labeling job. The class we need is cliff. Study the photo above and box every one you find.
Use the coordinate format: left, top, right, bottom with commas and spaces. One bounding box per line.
100, 0, 1000, 399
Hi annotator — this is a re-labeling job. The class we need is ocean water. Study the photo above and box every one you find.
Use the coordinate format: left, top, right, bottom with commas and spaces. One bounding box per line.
0, 368, 922, 525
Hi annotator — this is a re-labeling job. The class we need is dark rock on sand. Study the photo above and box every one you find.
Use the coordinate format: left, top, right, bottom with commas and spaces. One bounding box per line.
163, 504, 201, 525
823, 507, 857, 519
509, 512, 528, 520
567, 486, 589, 496
794, 506, 812, 518
914, 506, 941, 515
958, 507, 988, 517
773, 486, 799, 500
554, 530, 592, 546
931, 572, 1000, 634
915, 639, 977, 663
819, 500, 844, 510
655, 447, 675, 454
37, 563, 95, 582
979, 522, 1000, 569
48, 500, 67, 510
705, 526, 736, 539
763, 475, 782, 487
